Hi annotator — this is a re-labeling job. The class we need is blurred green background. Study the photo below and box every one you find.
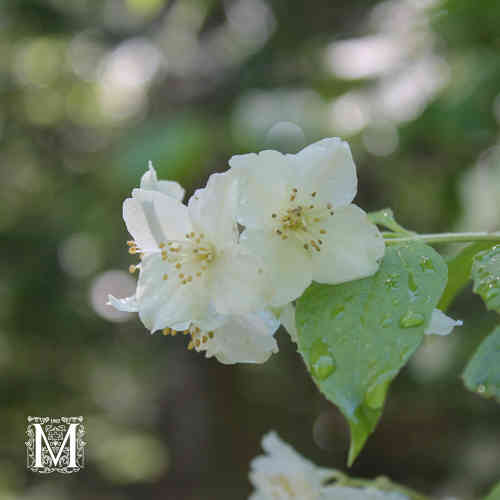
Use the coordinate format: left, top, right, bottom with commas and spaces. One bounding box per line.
1, 0, 500, 498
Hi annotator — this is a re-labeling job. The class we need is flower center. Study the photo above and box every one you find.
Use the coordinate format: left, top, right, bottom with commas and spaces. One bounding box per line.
271, 187, 334, 253
127, 231, 216, 285
161, 324, 214, 352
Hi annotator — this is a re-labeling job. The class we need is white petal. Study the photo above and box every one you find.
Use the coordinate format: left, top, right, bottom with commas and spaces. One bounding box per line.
150, 191, 192, 242
311, 204, 385, 284
250, 431, 332, 499
123, 197, 159, 251
188, 171, 238, 249
425, 309, 463, 336
261, 431, 302, 460
139, 162, 160, 191
107, 294, 138, 312
277, 303, 298, 343
140, 161, 185, 201
210, 245, 269, 315
292, 137, 357, 208
156, 180, 185, 201
193, 311, 228, 332
203, 311, 279, 364
124, 189, 191, 250
136, 255, 210, 331
241, 228, 313, 307
229, 150, 293, 229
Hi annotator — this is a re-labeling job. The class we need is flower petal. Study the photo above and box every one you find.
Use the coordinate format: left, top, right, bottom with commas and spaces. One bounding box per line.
311, 204, 385, 284
107, 294, 138, 312
250, 431, 333, 499
203, 311, 279, 364
188, 171, 238, 249
424, 309, 463, 336
123, 196, 159, 251
210, 245, 269, 315
123, 188, 191, 251
277, 303, 298, 343
292, 137, 357, 208
229, 150, 292, 229
140, 161, 185, 201
136, 255, 210, 331
156, 180, 185, 201
241, 228, 313, 307
150, 190, 192, 242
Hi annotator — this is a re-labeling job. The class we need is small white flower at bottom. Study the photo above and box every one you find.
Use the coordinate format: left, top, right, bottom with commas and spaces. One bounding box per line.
249, 432, 409, 500
249, 431, 335, 500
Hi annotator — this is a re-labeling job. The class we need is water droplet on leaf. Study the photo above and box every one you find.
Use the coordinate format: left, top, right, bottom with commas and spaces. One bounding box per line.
384, 273, 400, 290
419, 256, 435, 272
310, 339, 336, 380
330, 305, 345, 320
399, 311, 425, 328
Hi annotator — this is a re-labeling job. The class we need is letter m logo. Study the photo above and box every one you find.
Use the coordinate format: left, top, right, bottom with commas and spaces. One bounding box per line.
26, 417, 85, 473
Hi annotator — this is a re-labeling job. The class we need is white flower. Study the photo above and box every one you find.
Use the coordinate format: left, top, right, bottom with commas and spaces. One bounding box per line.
424, 309, 462, 336
110, 167, 268, 332
231, 137, 385, 307
249, 431, 335, 500
111, 295, 280, 364
249, 432, 409, 500
164, 310, 279, 364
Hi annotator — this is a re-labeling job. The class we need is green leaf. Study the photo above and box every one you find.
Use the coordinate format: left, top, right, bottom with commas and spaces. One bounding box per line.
463, 326, 500, 402
438, 242, 500, 312
472, 245, 500, 313
485, 481, 500, 500
296, 243, 447, 466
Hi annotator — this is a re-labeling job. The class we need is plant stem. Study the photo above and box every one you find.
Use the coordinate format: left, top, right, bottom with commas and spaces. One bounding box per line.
331, 471, 431, 500
384, 232, 500, 245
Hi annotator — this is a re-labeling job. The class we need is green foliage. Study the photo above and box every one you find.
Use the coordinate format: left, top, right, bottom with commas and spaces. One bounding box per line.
463, 326, 500, 402
472, 245, 500, 313
296, 243, 447, 465
114, 115, 217, 188
438, 242, 500, 311
485, 481, 500, 500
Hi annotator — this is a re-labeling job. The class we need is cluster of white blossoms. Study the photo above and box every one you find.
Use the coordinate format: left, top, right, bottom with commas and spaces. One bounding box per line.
249, 431, 409, 500
108, 138, 460, 363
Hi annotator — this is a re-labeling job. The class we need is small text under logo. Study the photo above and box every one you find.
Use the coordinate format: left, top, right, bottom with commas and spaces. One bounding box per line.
25, 416, 86, 474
